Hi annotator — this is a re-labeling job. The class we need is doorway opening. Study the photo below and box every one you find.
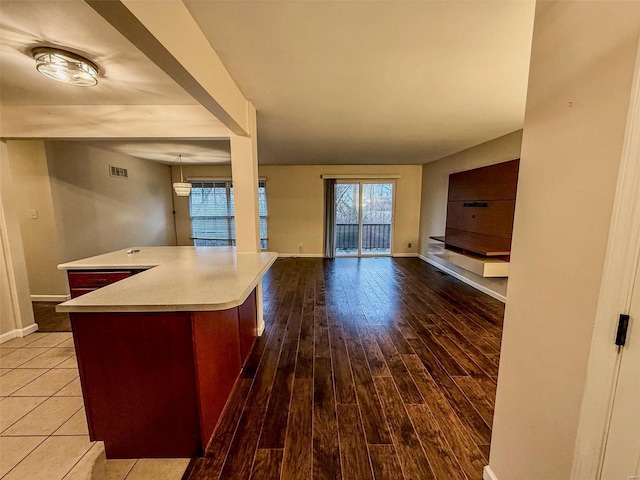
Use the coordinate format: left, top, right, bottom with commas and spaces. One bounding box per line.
334, 181, 394, 257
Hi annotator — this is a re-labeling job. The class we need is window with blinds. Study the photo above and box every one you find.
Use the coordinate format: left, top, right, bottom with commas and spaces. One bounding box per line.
189, 180, 268, 249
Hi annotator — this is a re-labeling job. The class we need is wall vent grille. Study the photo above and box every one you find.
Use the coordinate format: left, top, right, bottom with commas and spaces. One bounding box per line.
109, 165, 128, 178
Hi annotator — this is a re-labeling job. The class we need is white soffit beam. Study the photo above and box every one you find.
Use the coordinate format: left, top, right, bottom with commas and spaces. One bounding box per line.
320, 174, 402, 179
0, 105, 231, 139
86, 0, 250, 136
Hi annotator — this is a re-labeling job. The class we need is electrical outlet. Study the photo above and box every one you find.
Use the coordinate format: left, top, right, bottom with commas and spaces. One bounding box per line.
298, 243, 303, 251
30, 209, 38, 219
407, 242, 412, 248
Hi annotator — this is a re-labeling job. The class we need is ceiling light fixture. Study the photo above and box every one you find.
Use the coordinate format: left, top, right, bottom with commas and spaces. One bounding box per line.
32, 47, 98, 87
173, 155, 191, 197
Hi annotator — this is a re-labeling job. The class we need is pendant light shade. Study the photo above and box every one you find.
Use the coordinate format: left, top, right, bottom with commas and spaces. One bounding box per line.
173, 155, 191, 197
32, 47, 98, 87
173, 182, 192, 197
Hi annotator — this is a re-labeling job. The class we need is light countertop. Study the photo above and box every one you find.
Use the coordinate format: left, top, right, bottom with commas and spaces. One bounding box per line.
56, 246, 277, 313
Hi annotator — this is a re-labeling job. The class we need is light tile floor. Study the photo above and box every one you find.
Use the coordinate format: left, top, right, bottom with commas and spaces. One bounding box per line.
0, 332, 190, 480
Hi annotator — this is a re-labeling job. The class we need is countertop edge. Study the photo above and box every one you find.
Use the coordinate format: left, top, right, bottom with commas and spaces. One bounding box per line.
58, 263, 160, 271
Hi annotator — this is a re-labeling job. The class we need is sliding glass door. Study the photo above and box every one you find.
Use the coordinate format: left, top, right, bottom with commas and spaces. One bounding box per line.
361, 183, 393, 255
334, 181, 394, 257
335, 183, 360, 256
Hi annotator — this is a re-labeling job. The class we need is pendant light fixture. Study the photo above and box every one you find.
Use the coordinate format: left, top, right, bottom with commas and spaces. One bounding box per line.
32, 47, 98, 87
173, 154, 191, 197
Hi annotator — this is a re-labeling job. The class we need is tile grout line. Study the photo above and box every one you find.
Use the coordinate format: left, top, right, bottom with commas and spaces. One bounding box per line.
0, 436, 48, 480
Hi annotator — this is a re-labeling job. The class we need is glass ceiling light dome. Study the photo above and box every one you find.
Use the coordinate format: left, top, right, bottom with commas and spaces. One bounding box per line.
32, 47, 98, 87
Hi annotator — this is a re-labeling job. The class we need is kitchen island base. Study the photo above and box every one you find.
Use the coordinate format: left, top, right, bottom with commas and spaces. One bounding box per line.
71, 290, 258, 459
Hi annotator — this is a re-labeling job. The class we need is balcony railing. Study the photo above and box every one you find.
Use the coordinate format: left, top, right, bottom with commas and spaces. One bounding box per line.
335, 223, 391, 252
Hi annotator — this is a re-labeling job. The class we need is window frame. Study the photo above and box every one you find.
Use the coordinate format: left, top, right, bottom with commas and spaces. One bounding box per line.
188, 178, 268, 249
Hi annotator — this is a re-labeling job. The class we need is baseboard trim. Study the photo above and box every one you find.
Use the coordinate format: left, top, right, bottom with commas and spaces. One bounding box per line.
278, 252, 418, 259
418, 254, 507, 303
0, 323, 39, 344
483, 465, 498, 480
31, 294, 70, 302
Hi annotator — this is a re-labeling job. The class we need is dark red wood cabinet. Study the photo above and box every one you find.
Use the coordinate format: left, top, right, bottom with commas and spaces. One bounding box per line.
70, 289, 259, 459
68, 269, 144, 298
238, 290, 258, 364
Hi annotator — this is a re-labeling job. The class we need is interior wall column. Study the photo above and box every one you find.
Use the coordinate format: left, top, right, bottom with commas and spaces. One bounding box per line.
230, 102, 264, 332
0, 141, 36, 341
231, 102, 260, 253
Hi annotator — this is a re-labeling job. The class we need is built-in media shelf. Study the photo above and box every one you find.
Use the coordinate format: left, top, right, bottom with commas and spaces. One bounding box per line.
429, 239, 509, 277
431, 159, 519, 279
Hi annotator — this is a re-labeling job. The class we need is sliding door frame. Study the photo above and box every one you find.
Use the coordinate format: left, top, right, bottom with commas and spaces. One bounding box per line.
334, 179, 396, 258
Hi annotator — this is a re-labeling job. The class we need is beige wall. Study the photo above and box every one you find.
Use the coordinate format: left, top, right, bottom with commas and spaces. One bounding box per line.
6, 141, 67, 296
5, 141, 177, 297
47, 142, 176, 266
489, 2, 640, 479
174, 164, 422, 256
417, 131, 522, 298
263, 165, 422, 255
0, 141, 36, 338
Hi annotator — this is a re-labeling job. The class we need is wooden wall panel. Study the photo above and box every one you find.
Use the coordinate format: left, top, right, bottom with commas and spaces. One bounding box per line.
447, 160, 519, 202
444, 159, 519, 256
445, 201, 516, 239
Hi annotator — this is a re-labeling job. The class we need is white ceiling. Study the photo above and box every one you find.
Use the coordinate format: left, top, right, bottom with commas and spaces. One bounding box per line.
185, 0, 535, 165
0, 1, 535, 166
79, 139, 231, 165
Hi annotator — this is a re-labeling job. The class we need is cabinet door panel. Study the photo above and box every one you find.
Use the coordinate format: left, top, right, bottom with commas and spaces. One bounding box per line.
68, 271, 137, 288
70, 312, 200, 458
70, 287, 99, 298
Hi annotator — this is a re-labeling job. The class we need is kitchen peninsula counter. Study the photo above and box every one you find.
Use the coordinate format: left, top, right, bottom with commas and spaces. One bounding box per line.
57, 246, 277, 312
56, 246, 277, 459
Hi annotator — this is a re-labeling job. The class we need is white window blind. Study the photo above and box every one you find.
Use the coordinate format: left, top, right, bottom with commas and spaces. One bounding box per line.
189, 180, 268, 249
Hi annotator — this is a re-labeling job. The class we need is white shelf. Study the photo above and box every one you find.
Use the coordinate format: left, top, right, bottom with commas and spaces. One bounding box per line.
430, 244, 509, 278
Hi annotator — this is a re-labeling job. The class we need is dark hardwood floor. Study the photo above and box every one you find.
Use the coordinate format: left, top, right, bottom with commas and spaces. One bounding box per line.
32, 301, 71, 332
186, 257, 504, 480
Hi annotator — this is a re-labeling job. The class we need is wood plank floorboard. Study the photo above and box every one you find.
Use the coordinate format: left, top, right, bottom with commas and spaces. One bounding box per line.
329, 325, 358, 405
186, 257, 504, 480
281, 378, 313, 479
32, 302, 71, 331
359, 327, 392, 378
406, 404, 469, 480
313, 356, 343, 480
344, 336, 392, 445
250, 449, 283, 480
368, 444, 405, 480
337, 404, 375, 480
218, 407, 264, 479
374, 377, 435, 480
372, 327, 425, 405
